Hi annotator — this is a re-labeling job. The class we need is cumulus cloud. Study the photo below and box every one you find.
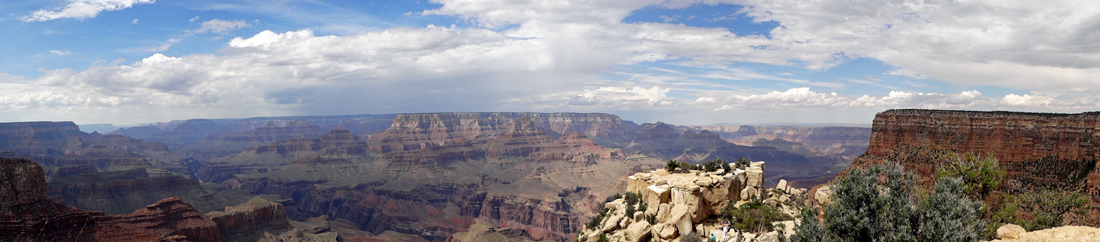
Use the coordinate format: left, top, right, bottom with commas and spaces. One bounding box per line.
7, 0, 1100, 124
23, 0, 155, 22
193, 19, 251, 34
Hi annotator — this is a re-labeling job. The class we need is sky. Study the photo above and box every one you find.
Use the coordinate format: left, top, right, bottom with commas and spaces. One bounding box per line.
2, 0, 1099, 126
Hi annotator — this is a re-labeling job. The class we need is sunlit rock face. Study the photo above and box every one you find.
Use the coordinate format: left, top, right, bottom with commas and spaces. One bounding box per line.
580, 162, 767, 242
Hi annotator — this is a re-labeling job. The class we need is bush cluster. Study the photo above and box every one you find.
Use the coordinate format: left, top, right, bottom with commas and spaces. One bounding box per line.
725, 196, 792, 233
790, 162, 986, 242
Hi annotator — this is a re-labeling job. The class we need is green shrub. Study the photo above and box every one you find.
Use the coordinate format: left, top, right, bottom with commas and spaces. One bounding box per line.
597, 233, 608, 242
644, 213, 657, 225
725, 196, 792, 233
735, 157, 751, 168
666, 160, 679, 172
937, 151, 1005, 199
702, 159, 724, 172
791, 162, 986, 242
681, 231, 702, 242
585, 207, 611, 230
918, 177, 986, 241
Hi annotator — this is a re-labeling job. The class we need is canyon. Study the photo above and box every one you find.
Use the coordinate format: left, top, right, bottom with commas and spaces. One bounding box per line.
0, 112, 862, 241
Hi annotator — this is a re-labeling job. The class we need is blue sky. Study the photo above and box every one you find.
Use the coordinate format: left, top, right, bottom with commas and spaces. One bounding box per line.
2, 0, 1098, 125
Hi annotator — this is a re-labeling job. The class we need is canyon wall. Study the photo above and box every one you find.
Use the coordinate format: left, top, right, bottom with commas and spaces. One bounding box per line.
853, 109, 1100, 196
1, 157, 308, 242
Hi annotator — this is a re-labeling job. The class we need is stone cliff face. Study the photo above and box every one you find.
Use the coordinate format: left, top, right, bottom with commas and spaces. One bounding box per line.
205, 196, 292, 242
853, 109, 1100, 196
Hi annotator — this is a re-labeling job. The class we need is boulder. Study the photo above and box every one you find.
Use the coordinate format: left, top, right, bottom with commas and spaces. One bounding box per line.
624, 221, 652, 242
776, 179, 789, 193
741, 186, 759, 200
645, 184, 671, 211
656, 203, 671, 223
658, 223, 677, 239
996, 223, 1026, 239
814, 185, 833, 205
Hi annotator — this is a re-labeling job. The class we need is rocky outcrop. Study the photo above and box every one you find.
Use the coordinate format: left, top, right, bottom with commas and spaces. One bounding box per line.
92, 197, 221, 242
991, 224, 1100, 241
580, 162, 770, 242
206, 196, 293, 242
0, 158, 99, 242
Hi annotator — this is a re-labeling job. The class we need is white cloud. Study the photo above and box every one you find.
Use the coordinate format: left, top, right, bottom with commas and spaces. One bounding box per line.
50, 50, 71, 55
8, 0, 1100, 125
132, 19, 137, 24
193, 19, 251, 34
23, 0, 155, 22
189, 16, 199, 22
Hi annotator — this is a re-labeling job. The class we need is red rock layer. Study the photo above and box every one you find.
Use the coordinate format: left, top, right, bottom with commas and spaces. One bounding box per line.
92, 197, 220, 242
866, 109, 1100, 162
527, 133, 623, 163
485, 117, 554, 158
206, 196, 290, 241
853, 109, 1100, 196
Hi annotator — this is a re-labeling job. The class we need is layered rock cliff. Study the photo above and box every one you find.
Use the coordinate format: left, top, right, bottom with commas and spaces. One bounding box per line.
853, 109, 1100, 195
1, 157, 311, 242
367, 113, 637, 154
0, 121, 93, 156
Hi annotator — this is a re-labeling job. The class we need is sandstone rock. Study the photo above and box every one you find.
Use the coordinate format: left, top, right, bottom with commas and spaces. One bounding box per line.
656, 203, 671, 223
676, 208, 694, 238
741, 186, 759, 200
814, 185, 833, 205
620, 214, 632, 228
633, 211, 644, 222
991, 225, 1100, 242
659, 223, 678, 239
996, 223, 1026, 239
776, 179, 789, 193
625, 220, 652, 242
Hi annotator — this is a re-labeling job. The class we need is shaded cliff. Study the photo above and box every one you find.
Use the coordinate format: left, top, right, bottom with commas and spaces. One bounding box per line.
0, 121, 93, 156
1, 157, 311, 242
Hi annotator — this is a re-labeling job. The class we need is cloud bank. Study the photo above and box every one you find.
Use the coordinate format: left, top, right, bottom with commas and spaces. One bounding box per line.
5, 0, 1100, 125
